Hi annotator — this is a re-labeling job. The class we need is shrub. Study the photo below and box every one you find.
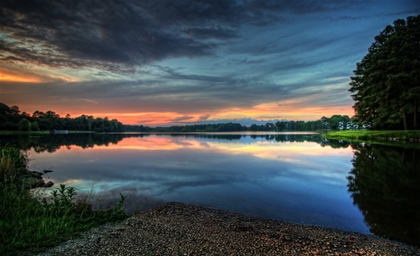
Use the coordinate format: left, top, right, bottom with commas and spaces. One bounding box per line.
0, 146, 128, 255
0, 146, 32, 192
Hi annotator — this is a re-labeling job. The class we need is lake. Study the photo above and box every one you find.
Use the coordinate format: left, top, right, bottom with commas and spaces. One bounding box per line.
1, 132, 419, 246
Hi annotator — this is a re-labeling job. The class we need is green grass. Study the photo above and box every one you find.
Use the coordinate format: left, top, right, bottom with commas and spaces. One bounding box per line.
0, 146, 128, 255
323, 130, 420, 144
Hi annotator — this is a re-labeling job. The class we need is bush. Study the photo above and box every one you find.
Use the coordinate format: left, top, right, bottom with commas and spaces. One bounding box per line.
0, 146, 32, 192
0, 146, 128, 255
17, 118, 30, 132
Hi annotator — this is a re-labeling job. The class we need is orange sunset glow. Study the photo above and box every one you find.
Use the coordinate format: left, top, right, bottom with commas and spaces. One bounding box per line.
0, 72, 42, 83
77, 102, 354, 126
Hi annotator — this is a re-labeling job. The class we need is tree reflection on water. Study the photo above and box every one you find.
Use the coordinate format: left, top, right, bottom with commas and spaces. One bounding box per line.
347, 143, 420, 246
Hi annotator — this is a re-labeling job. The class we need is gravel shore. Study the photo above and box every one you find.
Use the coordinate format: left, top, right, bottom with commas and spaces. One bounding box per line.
36, 202, 419, 256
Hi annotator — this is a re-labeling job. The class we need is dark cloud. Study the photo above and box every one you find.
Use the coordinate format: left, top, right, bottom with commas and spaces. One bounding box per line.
0, 0, 248, 71
0, 0, 358, 72
0, 55, 25, 62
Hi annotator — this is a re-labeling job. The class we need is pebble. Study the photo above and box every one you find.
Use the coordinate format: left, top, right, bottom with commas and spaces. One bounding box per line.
32, 202, 419, 256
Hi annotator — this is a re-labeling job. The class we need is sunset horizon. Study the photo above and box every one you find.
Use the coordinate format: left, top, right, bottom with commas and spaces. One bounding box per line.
1, 1, 418, 126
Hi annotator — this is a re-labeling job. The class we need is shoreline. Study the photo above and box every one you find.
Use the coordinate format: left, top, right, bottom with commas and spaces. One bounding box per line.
35, 202, 419, 256
323, 130, 420, 142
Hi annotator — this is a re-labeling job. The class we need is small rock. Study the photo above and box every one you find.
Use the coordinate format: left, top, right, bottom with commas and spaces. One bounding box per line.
44, 181, 54, 187
357, 248, 366, 255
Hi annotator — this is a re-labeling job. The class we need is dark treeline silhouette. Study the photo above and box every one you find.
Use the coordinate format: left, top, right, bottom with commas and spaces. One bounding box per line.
348, 143, 420, 246
2, 102, 356, 133
0, 103, 124, 132
125, 115, 355, 132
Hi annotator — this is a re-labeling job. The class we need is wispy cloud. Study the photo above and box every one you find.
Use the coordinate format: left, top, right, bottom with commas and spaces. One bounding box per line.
82, 99, 99, 104
172, 115, 194, 123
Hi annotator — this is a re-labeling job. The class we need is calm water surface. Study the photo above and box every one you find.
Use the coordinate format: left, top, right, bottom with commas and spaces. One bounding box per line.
2, 133, 419, 246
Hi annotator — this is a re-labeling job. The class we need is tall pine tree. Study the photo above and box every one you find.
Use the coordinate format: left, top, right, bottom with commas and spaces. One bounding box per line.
349, 15, 420, 130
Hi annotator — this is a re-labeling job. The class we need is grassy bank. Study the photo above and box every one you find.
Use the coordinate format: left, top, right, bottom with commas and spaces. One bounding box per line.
0, 146, 128, 255
323, 130, 420, 143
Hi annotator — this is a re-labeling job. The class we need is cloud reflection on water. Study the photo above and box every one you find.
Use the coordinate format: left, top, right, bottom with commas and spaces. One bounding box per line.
29, 134, 368, 233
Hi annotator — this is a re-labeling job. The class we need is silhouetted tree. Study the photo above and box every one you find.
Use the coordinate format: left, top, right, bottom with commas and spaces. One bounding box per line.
349, 15, 420, 130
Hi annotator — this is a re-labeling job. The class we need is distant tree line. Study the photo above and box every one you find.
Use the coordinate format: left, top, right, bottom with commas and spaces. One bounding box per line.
125, 115, 356, 132
2, 102, 357, 133
0, 103, 124, 132
125, 122, 247, 132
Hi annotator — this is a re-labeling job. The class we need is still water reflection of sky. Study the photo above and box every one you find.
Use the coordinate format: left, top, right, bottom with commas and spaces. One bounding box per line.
29, 134, 369, 234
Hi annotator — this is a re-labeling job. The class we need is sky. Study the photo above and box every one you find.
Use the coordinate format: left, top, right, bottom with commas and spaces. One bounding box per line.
1, 0, 419, 126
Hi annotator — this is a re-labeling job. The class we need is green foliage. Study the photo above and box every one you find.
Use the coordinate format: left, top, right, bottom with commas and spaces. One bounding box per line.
17, 118, 30, 132
1, 184, 128, 255
274, 115, 352, 131
0, 146, 32, 192
349, 15, 420, 130
31, 120, 40, 131
0, 147, 128, 255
